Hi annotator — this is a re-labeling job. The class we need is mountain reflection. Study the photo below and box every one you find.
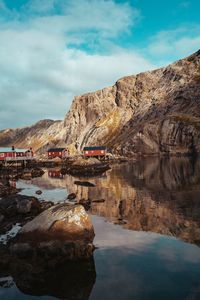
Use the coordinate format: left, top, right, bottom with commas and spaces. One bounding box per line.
11, 258, 96, 300
31, 157, 200, 245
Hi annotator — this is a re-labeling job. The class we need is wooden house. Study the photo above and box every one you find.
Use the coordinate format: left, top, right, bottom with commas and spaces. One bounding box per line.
0, 147, 33, 161
48, 170, 64, 178
83, 146, 106, 158
47, 148, 67, 159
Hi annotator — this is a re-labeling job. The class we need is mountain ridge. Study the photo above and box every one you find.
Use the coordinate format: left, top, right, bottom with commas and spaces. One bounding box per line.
0, 49, 200, 156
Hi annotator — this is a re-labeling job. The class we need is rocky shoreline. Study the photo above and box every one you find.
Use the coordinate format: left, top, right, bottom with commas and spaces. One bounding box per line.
0, 156, 115, 281
0, 166, 44, 180
0, 181, 96, 298
0, 166, 97, 285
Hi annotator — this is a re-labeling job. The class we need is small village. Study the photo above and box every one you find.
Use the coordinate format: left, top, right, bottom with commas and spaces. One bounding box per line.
0, 145, 107, 163
0, 145, 117, 179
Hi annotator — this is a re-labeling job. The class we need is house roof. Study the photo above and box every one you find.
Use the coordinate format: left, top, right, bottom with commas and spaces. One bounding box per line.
15, 148, 30, 153
83, 146, 106, 151
0, 147, 29, 153
48, 148, 66, 152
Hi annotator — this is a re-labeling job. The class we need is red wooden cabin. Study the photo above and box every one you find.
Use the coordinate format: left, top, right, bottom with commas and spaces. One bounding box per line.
0, 147, 33, 161
83, 146, 106, 157
48, 170, 64, 178
47, 148, 67, 159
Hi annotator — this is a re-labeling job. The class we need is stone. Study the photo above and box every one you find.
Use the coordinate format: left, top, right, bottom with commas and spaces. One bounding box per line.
79, 199, 91, 211
67, 193, 76, 200
0, 180, 19, 197
74, 181, 95, 187
31, 168, 44, 178
11, 204, 95, 261
63, 161, 110, 176
35, 190, 42, 195
20, 173, 32, 180
40, 201, 54, 211
0, 194, 41, 217
0, 195, 54, 236
92, 199, 105, 203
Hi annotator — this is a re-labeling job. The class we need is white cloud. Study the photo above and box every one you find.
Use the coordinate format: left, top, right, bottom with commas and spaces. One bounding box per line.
148, 26, 200, 61
0, 26, 155, 129
1, 1, 199, 130
0, 0, 155, 129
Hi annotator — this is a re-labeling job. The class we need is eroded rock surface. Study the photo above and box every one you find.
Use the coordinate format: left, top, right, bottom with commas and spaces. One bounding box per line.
11, 204, 95, 261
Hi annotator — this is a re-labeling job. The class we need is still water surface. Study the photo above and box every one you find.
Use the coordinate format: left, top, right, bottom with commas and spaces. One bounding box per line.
0, 157, 200, 300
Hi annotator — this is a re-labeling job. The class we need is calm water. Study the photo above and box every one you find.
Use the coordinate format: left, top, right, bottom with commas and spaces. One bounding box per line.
0, 157, 200, 300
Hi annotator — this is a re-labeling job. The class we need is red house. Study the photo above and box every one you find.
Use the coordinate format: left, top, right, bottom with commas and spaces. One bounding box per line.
83, 146, 106, 158
0, 147, 33, 161
47, 148, 67, 159
48, 170, 64, 178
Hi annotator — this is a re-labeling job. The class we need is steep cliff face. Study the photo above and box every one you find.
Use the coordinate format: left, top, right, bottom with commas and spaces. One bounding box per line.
0, 50, 200, 155
62, 49, 200, 156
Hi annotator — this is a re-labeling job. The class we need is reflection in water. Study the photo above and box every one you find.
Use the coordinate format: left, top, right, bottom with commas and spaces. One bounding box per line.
0, 257, 96, 300
1, 157, 200, 300
12, 258, 96, 300
48, 170, 64, 179
23, 157, 200, 245
91, 216, 200, 300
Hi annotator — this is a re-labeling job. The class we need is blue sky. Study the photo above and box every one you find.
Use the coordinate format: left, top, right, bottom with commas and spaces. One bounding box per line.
0, 0, 199, 129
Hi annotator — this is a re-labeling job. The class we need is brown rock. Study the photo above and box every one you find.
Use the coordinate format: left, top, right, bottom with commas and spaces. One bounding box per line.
67, 193, 76, 200
11, 204, 95, 260
79, 199, 91, 211
0, 194, 41, 217
0, 180, 18, 197
74, 181, 95, 187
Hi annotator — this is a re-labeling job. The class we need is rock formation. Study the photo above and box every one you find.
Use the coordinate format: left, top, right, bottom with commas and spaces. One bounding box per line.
11, 204, 95, 261
27, 157, 200, 245
0, 50, 200, 156
0, 194, 53, 237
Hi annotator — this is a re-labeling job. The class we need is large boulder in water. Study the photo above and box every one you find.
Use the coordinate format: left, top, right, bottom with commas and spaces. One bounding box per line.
11, 204, 95, 261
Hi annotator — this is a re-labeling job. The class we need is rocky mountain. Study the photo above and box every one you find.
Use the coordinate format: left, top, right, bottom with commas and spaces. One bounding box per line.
0, 50, 200, 156
0, 120, 64, 153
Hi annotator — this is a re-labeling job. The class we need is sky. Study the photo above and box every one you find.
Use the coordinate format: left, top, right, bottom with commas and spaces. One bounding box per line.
0, 0, 200, 129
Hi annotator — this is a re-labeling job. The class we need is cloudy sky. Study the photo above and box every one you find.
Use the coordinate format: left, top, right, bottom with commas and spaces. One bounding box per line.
0, 0, 199, 129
